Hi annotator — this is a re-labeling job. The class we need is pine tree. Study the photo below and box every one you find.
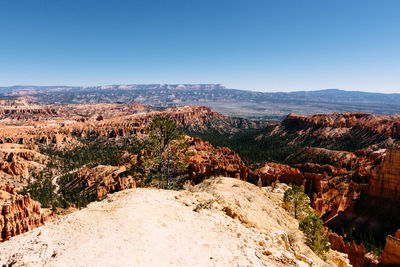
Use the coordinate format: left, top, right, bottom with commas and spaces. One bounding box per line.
283, 185, 310, 219
143, 116, 189, 189
299, 210, 330, 256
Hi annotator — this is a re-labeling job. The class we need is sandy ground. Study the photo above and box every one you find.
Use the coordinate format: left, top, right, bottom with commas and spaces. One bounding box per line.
0, 177, 350, 267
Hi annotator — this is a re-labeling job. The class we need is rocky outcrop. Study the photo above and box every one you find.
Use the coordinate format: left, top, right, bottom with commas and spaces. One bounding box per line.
187, 138, 252, 184
369, 148, 400, 200
84, 106, 265, 136
254, 161, 361, 220
0, 107, 57, 119
0, 99, 30, 107
381, 230, 400, 265
0, 144, 45, 177
256, 162, 305, 186
329, 233, 378, 267
60, 137, 251, 202
264, 113, 400, 152
0, 144, 48, 190
284, 112, 400, 139
64, 165, 136, 200
0, 99, 57, 121
331, 227, 400, 266
0, 188, 48, 242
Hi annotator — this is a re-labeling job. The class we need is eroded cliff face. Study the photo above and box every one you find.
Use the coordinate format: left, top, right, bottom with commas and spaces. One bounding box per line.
323, 148, 400, 267
329, 229, 400, 267
0, 105, 265, 147
187, 138, 252, 184
284, 112, 400, 140
369, 148, 400, 200
253, 144, 385, 221
0, 186, 49, 242
63, 165, 136, 200
0, 144, 48, 190
0, 105, 266, 210
261, 113, 400, 152
254, 161, 360, 221
381, 230, 400, 265
0, 101, 147, 124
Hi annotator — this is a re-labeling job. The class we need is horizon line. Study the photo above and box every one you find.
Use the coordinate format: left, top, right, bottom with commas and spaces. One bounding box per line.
1, 84, 399, 95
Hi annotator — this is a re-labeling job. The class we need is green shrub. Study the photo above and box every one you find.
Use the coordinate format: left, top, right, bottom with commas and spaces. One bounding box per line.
299, 210, 330, 257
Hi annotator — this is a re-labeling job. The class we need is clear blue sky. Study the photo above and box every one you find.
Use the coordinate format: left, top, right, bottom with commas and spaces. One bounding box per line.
0, 0, 399, 93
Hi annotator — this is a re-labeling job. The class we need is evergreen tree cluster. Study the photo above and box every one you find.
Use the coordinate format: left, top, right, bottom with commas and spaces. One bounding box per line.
283, 185, 330, 257
141, 116, 190, 189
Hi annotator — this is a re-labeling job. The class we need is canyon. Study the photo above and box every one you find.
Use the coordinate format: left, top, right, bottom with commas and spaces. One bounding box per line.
0, 100, 399, 266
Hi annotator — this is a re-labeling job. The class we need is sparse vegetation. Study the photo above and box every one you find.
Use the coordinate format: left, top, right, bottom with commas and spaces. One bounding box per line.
299, 210, 330, 257
193, 199, 215, 212
283, 185, 310, 219
27, 117, 190, 208
19, 171, 58, 209
142, 116, 190, 189
186, 123, 384, 166
185, 128, 300, 166
283, 186, 330, 257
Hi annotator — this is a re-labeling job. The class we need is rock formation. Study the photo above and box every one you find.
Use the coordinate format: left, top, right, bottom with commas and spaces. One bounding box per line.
0, 187, 48, 242
260, 113, 400, 152
254, 161, 361, 220
64, 165, 136, 200
369, 148, 400, 200
0, 104, 398, 265
331, 228, 400, 267
0, 105, 265, 147
329, 233, 378, 267
187, 138, 252, 184
381, 230, 400, 265
0, 144, 47, 189
63, 137, 252, 201
0, 177, 351, 266
284, 112, 400, 140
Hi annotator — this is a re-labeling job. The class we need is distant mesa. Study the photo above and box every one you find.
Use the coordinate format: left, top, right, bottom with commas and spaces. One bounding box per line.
1, 84, 399, 119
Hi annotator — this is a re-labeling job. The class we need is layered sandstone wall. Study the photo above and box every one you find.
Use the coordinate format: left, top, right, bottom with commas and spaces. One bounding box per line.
381, 230, 400, 265
369, 148, 400, 200
64, 165, 136, 200
284, 113, 400, 139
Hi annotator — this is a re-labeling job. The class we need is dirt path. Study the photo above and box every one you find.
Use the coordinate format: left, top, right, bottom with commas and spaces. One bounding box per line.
51, 166, 85, 192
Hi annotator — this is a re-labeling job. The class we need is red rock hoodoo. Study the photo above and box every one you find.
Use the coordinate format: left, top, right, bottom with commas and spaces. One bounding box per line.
0, 188, 48, 242
329, 233, 378, 267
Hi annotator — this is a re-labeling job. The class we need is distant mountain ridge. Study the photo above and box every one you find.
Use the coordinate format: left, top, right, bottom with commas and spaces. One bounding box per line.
1, 84, 399, 119
0, 84, 227, 93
